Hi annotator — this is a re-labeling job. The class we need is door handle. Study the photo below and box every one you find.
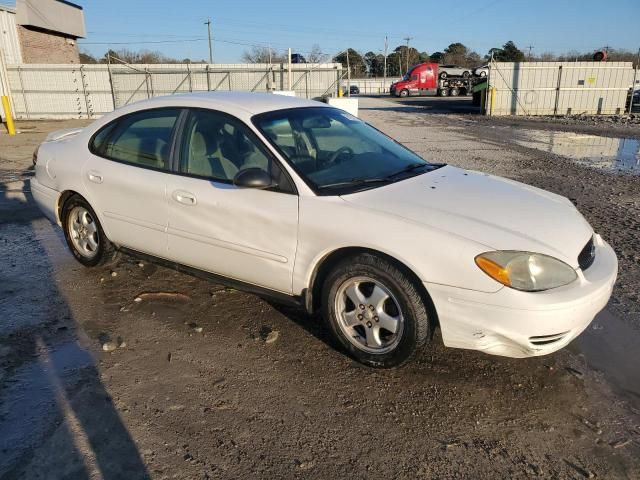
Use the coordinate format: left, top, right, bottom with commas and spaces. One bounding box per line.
172, 190, 197, 206
87, 171, 103, 184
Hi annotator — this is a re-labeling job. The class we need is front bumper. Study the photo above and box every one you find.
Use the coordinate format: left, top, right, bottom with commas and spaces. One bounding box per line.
30, 177, 60, 224
426, 235, 618, 358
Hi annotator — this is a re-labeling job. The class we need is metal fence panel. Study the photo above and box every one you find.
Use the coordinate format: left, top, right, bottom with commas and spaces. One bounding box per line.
489, 61, 634, 116
4, 62, 343, 119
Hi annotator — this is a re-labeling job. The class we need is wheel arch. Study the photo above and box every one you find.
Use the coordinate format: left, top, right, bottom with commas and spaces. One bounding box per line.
57, 190, 111, 239
306, 246, 439, 329
57, 189, 81, 223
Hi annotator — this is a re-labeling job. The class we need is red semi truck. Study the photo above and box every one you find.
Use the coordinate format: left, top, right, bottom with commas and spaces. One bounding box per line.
390, 63, 477, 97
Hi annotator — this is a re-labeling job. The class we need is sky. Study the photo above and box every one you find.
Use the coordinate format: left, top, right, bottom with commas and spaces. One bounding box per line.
3, 0, 640, 62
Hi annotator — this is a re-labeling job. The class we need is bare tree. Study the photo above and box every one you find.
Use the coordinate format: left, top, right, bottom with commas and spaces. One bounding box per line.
242, 46, 286, 63
307, 44, 325, 63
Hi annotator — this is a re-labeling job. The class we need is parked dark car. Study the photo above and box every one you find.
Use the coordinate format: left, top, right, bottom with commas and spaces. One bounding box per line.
340, 85, 360, 95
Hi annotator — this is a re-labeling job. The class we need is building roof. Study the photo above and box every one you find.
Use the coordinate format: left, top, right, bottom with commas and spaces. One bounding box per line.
0, 4, 16, 13
16, 0, 85, 38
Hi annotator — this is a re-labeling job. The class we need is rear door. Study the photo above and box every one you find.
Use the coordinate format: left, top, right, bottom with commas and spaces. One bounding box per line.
83, 108, 181, 257
165, 108, 299, 294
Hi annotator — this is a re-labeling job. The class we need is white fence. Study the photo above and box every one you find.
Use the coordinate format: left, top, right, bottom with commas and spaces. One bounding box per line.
489, 61, 635, 116
1, 62, 344, 120
348, 77, 402, 95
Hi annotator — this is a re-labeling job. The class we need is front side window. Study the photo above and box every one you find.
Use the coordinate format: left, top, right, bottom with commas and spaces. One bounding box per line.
95, 108, 180, 169
254, 107, 440, 195
179, 109, 293, 191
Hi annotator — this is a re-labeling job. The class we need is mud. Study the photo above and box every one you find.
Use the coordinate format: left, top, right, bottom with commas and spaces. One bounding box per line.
1, 112, 640, 479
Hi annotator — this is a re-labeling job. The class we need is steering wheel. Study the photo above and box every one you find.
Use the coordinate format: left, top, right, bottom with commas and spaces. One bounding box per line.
326, 146, 354, 165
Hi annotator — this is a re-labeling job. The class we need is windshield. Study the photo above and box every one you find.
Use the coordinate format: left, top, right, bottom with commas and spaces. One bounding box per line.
402, 73, 410, 81
253, 107, 440, 194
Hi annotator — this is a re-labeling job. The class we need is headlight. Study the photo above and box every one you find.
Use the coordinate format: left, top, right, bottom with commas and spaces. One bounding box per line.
475, 251, 577, 292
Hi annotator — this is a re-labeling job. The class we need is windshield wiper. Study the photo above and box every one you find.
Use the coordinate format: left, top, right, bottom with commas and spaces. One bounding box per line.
385, 162, 430, 180
317, 177, 393, 191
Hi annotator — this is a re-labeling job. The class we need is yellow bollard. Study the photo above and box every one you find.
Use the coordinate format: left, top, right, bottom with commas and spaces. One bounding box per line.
489, 87, 496, 116
2, 96, 15, 135
337, 86, 343, 98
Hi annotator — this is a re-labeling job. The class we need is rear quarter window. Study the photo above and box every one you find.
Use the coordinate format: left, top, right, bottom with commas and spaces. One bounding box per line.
89, 108, 181, 170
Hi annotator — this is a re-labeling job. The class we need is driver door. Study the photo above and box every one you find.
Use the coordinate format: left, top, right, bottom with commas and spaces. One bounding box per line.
166, 108, 299, 294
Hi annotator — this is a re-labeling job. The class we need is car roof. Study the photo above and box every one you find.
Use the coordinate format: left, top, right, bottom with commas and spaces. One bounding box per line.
125, 91, 328, 116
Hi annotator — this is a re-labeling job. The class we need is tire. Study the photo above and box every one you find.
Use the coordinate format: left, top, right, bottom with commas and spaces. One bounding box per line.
450, 88, 460, 97
439, 72, 447, 79
321, 253, 431, 368
399, 89, 409, 98
480, 71, 487, 77
462, 71, 470, 78
439, 88, 449, 97
62, 195, 118, 267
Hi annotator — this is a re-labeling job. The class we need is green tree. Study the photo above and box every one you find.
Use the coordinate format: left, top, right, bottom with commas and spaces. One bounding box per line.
442, 43, 481, 67
430, 51, 445, 63
487, 41, 526, 62
334, 48, 366, 77
364, 51, 384, 77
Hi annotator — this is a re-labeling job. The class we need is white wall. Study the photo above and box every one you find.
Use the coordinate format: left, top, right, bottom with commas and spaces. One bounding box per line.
4, 62, 343, 119
0, 7, 22, 65
489, 62, 634, 116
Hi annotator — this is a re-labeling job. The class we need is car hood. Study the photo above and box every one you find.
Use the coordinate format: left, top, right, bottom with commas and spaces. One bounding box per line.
340, 165, 593, 267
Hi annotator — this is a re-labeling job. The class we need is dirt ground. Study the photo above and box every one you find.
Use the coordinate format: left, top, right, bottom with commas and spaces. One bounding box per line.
1, 98, 640, 480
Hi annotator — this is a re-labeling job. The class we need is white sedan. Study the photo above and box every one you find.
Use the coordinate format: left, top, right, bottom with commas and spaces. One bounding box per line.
31, 92, 617, 367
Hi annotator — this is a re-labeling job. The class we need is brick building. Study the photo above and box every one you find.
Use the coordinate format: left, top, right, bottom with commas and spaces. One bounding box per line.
0, 0, 85, 65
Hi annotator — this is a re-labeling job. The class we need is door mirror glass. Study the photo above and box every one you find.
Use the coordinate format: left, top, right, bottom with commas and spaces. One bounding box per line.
233, 168, 275, 189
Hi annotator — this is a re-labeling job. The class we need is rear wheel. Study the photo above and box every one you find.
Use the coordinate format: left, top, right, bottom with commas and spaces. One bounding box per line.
462, 71, 470, 78
399, 89, 409, 98
322, 253, 431, 368
62, 195, 117, 267
450, 88, 460, 97
439, 88, 449, 97
439, 72, 447, 79
480, 71, 487, 77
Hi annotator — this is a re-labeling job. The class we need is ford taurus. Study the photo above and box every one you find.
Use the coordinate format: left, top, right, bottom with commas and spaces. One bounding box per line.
30, 92, 618, 367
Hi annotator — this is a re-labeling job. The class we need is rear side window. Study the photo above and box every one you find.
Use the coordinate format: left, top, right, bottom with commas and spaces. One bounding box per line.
91, 108, 181, 170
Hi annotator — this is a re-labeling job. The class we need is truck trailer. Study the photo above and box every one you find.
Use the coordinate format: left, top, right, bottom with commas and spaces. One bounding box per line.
390, 63, 481, 97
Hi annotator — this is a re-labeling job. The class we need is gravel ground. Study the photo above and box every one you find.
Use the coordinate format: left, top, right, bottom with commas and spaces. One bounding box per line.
1, 107, 639, 479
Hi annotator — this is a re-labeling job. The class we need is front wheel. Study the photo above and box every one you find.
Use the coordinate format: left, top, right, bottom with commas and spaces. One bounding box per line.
62, 195, 117, 267
439, 72, 447, 79
399, 89, 409, 98
462, 71, 470, 78
322, 253, 431, 368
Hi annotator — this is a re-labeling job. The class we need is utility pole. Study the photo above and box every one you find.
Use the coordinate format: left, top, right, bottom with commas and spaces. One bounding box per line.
346, 48, 351, 97
383, 35, 388, 94
526, 45, 534, 61
403, 36, 413, 74
205, 18, 213, 64
629, 47, 639, 114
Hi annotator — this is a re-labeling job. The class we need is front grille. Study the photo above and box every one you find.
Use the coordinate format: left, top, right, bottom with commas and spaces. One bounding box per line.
578, 237, 596, 271
529, 332, 569, 346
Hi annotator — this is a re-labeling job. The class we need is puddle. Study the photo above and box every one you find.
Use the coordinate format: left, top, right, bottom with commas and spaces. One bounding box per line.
573, 309, 640, 409
512, 129, 640, 174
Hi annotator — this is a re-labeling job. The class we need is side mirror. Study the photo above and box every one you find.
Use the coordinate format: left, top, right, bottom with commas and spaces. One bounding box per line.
233, 168, 275, 189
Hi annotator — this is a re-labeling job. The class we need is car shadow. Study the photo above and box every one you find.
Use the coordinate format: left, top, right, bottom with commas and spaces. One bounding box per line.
0, 175, 150, 479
